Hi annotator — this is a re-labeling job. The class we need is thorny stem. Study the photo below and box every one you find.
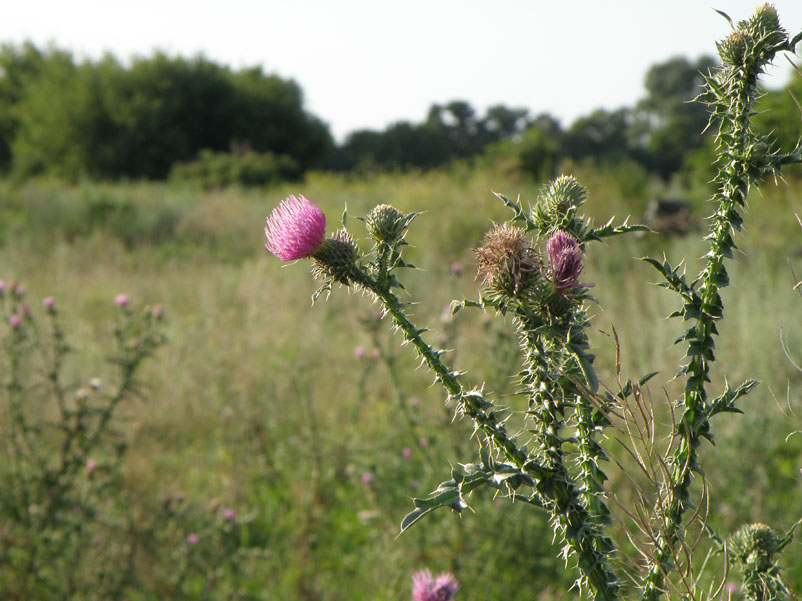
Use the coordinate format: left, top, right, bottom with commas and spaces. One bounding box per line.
642, 15, 802, 601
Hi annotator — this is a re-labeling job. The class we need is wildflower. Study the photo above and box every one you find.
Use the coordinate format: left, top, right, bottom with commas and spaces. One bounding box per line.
412, 568, 459, 601
186, 533, 199, 545
86, 459, 98, 474
223, 508, 236, 522
402, 447, 412, 459
450, 261, 463, 276
12, 283, 24, 298
19, 304, 30, 317
115, 294, 130, 308
8, 315, 21, 328
361, 472, 373, 485
0, 280, 5, 296
354, 346, 366, 360
265, 195, 326, 261
371, 348, 382, 360
419, 438, 429, 448
43, 297, 56, 312
546, 230, 584, 290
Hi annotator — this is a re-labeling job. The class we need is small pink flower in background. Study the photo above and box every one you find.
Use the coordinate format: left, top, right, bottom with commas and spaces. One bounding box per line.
402, 447, 412, 459
361, 472, 373, 485
354, 346, 366, 360
19, 304, 30, 317
0, 280, 5, 295
725, 582, 738, 595
265, 195, 326, 261
12, 284, 24, 298
86, 459, 98, 474
371, 348, 382, 360
115, 294, 130, 308
546, 230, 584, 289
450, 261, 463, 276
150, 304, 165, 318
223, 508, 236, 521
43, 297, 56, 311
186, 533, 199, 545
419, 438, 429, 448
8, 315, 21, 328
412, 568, 459, 601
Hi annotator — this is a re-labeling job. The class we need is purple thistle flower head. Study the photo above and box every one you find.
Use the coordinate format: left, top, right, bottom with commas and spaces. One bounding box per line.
265, 195, 326, 261
546, 230, 583, 289
412, 569, 459, 601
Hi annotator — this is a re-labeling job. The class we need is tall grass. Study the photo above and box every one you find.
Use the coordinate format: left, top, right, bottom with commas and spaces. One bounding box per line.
0, 161, 800, 599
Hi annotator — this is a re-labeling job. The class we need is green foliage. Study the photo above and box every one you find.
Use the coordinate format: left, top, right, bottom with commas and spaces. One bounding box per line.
169, 149, 300, 189
0, 44, 333, 180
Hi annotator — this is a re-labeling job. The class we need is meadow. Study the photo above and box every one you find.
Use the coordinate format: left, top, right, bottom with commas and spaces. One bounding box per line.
0, 158, 800, 600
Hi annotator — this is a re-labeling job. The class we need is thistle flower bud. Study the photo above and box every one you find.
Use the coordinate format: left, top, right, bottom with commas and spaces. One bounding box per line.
365, 204, 406, 244
311, 229, 360, 284
750, 3, 782, 36
547, 230, 584, 290
474, 223, 539, 297
533, 175, 587, 232
728, 523, 781, 572
718, 32, 749, 66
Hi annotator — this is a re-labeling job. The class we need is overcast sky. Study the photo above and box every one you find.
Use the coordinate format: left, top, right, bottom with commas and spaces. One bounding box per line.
3, 1, 802, 141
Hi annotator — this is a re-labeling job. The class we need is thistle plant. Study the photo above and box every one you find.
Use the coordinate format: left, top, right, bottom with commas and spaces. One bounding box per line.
264, 5, 802, 601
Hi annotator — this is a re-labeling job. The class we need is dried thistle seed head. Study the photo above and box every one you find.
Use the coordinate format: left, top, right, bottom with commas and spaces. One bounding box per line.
365, 204, 406, 243
474, 223, 539, 295
728, 523, 782, 572
718, 32, 749, 66
311, 229, 360, 284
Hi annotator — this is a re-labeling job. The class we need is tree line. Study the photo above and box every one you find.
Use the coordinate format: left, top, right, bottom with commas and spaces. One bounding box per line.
0, 43, 799, 183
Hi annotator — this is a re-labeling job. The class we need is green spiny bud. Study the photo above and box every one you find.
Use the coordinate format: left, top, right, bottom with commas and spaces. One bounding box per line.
365, 204, 406, 243
728, 523, 782, 572
533, 175, 587, 232
750, 3, 782, 36
474, 223, 540, 298
718, 32, 749, 66
312, 229, 360, 284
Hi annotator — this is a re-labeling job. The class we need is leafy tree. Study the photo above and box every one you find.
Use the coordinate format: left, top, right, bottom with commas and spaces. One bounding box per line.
638, 55, 717, 177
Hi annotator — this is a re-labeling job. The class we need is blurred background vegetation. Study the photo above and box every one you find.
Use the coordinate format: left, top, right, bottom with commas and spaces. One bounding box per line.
0, 39, 801, 600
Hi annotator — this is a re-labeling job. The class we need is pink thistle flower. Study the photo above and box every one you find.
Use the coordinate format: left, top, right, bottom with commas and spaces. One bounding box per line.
419, 438, 429, 448
115, 294, 130, 308
402, 447, 412, 459
43, 297, 56, 311
86, 459, 98, 474
449, 261, 463, 276
265, 195, 326, 261
0, 280, 5, 295
223, 508, 236, 521
8, 315, 21, 328
546, 230, 584, 289
412, 568, 459, 601
186, 533, 199, 545
361, 472, 373, 485
354, 346, 366, 360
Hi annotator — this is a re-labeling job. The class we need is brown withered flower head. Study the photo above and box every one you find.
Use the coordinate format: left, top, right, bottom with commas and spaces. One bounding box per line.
474, 223, 539, 296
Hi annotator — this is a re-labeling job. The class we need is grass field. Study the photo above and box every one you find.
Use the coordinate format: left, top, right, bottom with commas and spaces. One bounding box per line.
1, 164, 801, 599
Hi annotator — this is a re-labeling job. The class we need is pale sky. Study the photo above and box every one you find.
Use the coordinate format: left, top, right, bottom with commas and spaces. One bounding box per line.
3, 1, 802, 141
